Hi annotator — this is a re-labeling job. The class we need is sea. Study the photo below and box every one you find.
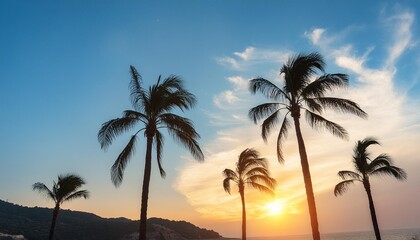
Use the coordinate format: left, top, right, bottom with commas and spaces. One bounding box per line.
248, 229, 420, 240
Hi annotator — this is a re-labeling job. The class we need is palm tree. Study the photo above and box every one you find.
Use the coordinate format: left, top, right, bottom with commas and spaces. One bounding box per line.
334, 137, 407, 240
249, 52, 367, 240
98, 66, 204, 240
32, 174, 89, 240
223, 148, 276, 240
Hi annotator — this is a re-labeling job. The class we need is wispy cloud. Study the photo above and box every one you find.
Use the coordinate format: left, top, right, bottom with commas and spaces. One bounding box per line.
384, 11, 415, 67
216, 47, 291, 70
305, 28, 326, 45
177, 9, 420, 229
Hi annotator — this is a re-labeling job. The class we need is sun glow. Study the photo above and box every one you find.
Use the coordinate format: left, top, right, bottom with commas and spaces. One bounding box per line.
264, 199, 284, 216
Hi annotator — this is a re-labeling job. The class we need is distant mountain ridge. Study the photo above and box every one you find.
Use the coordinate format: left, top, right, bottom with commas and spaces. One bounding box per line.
0, 199, 222, 240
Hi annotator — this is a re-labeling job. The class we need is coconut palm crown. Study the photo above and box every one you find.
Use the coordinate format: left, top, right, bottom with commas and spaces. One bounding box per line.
249, 52, 367, 240
334, 137, 407, 240
32, 173, 89, 240
98, 66, 204, 240
223, 148, 276, 240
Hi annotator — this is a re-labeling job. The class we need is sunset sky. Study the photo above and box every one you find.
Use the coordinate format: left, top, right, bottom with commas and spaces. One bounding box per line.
1, 0, 420, 238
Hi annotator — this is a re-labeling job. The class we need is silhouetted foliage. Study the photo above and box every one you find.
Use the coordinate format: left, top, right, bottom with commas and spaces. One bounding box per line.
223, 148, 276, 240
32, 174, 89, 240
98, 66, 204, 240
0, 200, 221, 240
249, 52, 367, 240
334, 137, 407, 240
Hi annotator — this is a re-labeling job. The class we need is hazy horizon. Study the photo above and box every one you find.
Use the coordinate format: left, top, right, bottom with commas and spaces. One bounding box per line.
1, 0, 420, 238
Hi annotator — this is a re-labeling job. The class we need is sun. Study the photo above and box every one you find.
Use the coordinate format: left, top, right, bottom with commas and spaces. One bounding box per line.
264, 199, 284, 216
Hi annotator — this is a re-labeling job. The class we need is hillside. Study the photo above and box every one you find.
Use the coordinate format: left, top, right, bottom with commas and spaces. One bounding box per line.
0, 200, 221, 240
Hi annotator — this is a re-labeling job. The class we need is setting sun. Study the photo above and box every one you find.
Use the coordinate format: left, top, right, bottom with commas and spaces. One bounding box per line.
264, 199, 284, 216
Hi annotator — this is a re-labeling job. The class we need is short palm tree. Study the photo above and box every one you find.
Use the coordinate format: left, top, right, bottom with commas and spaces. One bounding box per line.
249, 52, 367, 240
98, 66, 204, 240
334, 137, 407, 240
223, 148, 276, 240
32, 174, 89, 240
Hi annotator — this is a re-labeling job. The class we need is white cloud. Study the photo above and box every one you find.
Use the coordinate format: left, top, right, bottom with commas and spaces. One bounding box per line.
305, 28, 326, 45
216, 47, 291, 70
227, 76, 248, 91
385, 11, 414, 67
213, 90, 240, 109
217, 57, 241, 70
234, 47, 255, 60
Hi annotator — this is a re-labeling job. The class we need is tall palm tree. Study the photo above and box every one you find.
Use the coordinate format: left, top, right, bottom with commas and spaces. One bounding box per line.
334, 137, 407, 240
98, 66, 204, 240
32, 174, 89, 240
223, 148, 276, 240
249, 52, 367, 240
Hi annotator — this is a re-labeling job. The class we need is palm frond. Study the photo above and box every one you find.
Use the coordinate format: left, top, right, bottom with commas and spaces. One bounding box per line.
238, 148, 260, 161
111, 135, 137, 186
33, 174, 88, 206
276, 116, 290, 163
368, 153, 392, 172
371, 166, 407, 180
155, 130, 166, 178
32, 183, 55, 201
357, 137, 380, 152
248, 103, 283, 124
337, 170, 362, 181
163, 114, 204, 161
244, 166, 270, 177
246, 182, 275, 196
223, 177, 233, 194
98, 117, 139, 150
301, 73, 349, 98
334, 180, 355, 196
305, 110, 348, 139
223, 168, 239, 180
63, 190, 90, 202
152, 75, 196, 111
261, 110, 281, 142
281, 52, 325, 94
156, 79, 197, 112
238, 149, 266, 173
55, 174, 87, 203
249, 78, 289, 101
246, 174, 276, 190
129, 65, 145, 108
304, 98, 323, 113
310, 97, 367, 118
353, 137, 380, 171
123, 110, 147, 122
224, 148, 275, 198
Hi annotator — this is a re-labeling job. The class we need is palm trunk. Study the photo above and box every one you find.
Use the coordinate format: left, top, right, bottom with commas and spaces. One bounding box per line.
139, 136, 153, 240
239, 186, 246, 240
364, 180, 381, 240
293, 116, 320, 240
49, 204, 60, 240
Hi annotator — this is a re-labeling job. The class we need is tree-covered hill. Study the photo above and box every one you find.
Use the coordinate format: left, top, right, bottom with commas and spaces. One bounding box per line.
0, 199, 222, 240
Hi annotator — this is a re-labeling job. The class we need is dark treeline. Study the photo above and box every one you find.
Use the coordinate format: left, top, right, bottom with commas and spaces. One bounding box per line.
0, 200, 221, 240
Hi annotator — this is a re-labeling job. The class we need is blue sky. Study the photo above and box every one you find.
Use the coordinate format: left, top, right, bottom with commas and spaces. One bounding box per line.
1, 0, 420, 237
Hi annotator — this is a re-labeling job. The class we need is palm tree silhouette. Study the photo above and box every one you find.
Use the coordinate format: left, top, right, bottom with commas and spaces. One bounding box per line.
32, 174, 89, 240
98, 66, 204, 240
249, 52, 367, 240
223, 148, 276, 240
334, 137, 407, 240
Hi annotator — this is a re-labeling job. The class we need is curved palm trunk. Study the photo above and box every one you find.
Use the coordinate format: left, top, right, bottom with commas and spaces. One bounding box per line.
239, 186, 246, 240
363, 180, 381, 240
49, 204, 60, 240
293, 117, 320, 240
139, 136, 153, 240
